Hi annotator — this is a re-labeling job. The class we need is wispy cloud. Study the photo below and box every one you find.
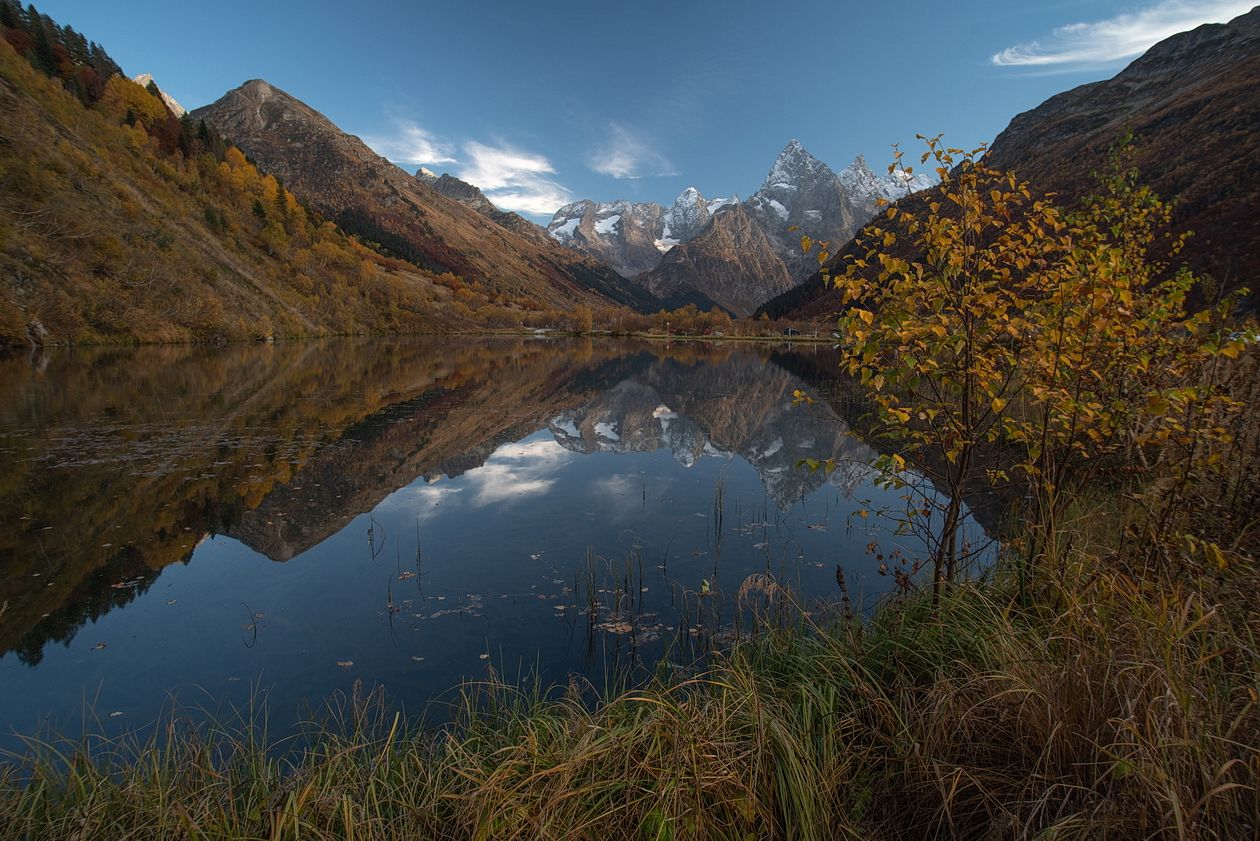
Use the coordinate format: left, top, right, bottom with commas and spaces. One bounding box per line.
364, 119, 457, 165
991, 0, 1252, 67
456, 140, 572, 216
588, 123, 677, 179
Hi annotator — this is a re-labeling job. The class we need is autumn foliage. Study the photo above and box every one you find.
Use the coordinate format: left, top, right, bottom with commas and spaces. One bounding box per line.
818, 136, 1249, 596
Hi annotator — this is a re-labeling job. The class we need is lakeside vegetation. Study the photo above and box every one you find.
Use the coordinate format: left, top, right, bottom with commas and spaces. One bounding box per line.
1, 253, 1256, 840
0, 492, 1255, 839
2, 5, 1258, 840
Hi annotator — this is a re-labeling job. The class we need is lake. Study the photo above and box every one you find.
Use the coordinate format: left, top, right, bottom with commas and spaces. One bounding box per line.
0, 337, 968, 751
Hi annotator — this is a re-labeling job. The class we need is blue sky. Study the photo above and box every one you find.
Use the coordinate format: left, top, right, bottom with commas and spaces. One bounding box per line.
35, 1, 1255, 220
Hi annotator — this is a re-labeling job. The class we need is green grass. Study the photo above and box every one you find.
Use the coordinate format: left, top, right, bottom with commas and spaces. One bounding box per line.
2, 555, 1255, 840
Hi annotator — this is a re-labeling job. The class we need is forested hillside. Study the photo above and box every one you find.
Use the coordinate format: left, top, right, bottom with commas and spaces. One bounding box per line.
0, 3, 490, 345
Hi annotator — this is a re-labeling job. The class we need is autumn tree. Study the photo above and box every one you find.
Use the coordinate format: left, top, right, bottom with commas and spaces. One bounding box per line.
817, 135, 1243, 598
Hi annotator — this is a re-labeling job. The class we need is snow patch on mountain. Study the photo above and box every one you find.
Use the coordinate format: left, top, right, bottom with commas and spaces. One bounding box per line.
547, 140, 934, 287
838, 154, 935, 203
547, 186, 735, 273
551, 217, 580, 238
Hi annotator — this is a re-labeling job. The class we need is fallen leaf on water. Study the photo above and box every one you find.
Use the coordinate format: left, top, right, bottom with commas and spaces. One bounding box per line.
336, 661, 354, 669
398, 571, 415, 581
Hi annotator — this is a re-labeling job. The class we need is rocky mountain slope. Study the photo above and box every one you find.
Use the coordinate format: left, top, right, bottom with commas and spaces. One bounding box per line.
0, 29, 478, 345
549, 142, 930, 314
634, 203, 795, 316
636, 141, 932, 316
192, 80, 654, 311
763, 7, 1260, 320
131, 73, 184, 116
416, 168, 558, 247
547, 187, 737, 278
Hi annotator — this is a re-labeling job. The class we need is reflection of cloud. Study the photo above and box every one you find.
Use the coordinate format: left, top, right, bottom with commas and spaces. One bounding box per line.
991, 0, 1252, 67
467, 437, 572, 506
591, 474, 637, 498
385, 483, 463, 522
496, 439, 571, 462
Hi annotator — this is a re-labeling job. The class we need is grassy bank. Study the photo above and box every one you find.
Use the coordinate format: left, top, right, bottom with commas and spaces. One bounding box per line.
1, 547, 1255, 840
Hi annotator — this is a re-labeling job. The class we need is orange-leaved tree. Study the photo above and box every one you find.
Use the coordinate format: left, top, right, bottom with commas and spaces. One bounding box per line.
814, 135, 1244, 599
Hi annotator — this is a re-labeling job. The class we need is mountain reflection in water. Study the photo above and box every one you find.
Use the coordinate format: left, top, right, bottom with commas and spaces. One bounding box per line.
0, 337, 965, 746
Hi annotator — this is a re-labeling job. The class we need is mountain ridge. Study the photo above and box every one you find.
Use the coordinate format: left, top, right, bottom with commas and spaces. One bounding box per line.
192, 79, 656, 312
546, 187, 738, 278
633, 140, 933, 316
763, 7, 1260, 320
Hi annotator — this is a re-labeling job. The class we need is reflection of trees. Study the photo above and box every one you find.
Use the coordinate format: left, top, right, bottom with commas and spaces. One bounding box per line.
226, 350, 650, 560
0, 339, 631, 659
0, 338, 878, 663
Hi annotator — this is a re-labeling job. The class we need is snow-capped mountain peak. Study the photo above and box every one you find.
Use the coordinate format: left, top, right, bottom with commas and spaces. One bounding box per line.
657, 186, 733, 251
759, 139, 833, 193
547, 186, 734, 276
838, 154, 935, 203
547, 140, 934, 290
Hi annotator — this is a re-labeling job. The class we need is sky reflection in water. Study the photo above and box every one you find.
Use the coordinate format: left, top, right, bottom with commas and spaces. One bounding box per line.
0, 337, 971, 749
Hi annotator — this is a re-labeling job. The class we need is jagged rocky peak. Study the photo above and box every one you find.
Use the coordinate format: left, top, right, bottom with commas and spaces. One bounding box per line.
744, 139, 845, 232
838, 153, 935, 203
837, 154, 883, 197
192, 79, 650, 310
547, 187, 728, 279
657, 186, 736, 251
132, 73, 186, 117
760, 138, 833, 189
422, 171, 498, 216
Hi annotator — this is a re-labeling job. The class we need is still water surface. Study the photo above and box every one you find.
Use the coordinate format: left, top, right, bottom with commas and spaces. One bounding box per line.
0, 337, 953, 749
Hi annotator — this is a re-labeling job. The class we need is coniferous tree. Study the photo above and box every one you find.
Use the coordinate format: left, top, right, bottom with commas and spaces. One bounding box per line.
0, 1, 19, 30
27, 8, 56, 75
